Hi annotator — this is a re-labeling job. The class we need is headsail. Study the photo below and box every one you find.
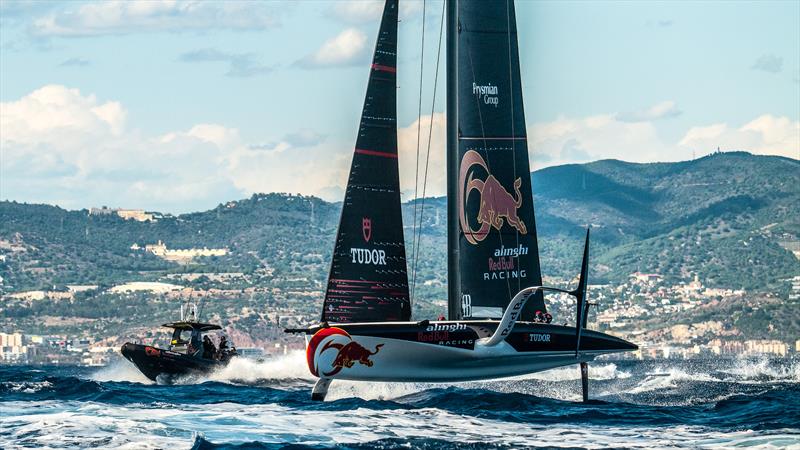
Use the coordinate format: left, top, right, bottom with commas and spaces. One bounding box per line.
322, 0, 410, 324
447, 0, 546, 320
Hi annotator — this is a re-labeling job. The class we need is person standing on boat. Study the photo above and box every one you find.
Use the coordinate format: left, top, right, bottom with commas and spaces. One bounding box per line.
202, 335, 216, 359
187, 329, 202, 357
218, 336, 229, 357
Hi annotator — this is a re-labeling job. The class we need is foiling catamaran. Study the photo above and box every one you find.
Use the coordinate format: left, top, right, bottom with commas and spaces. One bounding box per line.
287, 0, 636, 401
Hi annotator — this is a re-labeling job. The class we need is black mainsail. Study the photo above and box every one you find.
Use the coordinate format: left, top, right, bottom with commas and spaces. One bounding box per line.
447, 0, 546, 320
322, 0, 410, 323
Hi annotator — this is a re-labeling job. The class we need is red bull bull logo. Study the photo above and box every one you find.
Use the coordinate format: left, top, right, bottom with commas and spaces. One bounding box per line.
306, 327, 383, 377
458, 150, 527, 245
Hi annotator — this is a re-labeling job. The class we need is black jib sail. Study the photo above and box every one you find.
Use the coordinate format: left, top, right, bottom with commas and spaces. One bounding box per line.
322, 0, 411, 324
447, 0, 546, 320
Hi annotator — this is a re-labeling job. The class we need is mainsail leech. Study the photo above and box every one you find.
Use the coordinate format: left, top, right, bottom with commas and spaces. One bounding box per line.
322, 0, 410, 324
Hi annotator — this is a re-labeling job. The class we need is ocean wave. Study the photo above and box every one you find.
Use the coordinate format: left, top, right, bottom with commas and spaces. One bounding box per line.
719, 356, 800, 382
0, 380, 53, 395
2, 360, 799, 449
3, 397, 798, 450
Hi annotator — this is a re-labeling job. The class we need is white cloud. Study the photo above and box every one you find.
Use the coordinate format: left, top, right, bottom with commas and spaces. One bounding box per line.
531, 111, 799, 168
3, 85, 796, 213
616, 100, 682, 123
330, 1, 422, 24
0, 85, 343, 212
529, 113, 676, 168
58, 57, 90, 67
680, 114, 800, 159
751, 53, 783, 74
331, 1, 385, 24
30, 0, 280, 37
0, 84, 126, 143
178, 49, 272, 78
296, 28, 368, 69
397, 113, 447, 200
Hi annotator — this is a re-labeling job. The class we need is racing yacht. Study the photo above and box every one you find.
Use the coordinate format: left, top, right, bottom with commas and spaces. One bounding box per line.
287, 0, 636, 401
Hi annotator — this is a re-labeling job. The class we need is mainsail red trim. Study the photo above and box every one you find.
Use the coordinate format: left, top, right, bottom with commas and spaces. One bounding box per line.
355, 148, 398, 159
371, 63, 397, 73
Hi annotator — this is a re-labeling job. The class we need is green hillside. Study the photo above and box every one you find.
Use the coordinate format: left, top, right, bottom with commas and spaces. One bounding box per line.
1, 152, 798, 297
531, 152, 799, 292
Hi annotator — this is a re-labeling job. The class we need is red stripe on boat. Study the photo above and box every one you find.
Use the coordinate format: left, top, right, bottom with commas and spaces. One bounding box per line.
371, 64, 396, 73
355, 148, 398, 159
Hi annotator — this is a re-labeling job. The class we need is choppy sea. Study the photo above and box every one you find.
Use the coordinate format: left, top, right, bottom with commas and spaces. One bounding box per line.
1, 354, 798, 449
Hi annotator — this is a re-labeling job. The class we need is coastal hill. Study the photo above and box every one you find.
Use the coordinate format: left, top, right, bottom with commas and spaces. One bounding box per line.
532, 151, 799, 292
1, 151, 798, 359
1, 151, 797, 295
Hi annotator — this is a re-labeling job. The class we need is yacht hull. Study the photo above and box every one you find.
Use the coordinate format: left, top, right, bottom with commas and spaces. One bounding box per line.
305, 321, 636, 382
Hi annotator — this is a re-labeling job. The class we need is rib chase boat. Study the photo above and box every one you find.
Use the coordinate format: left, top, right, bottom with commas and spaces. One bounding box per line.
287, 0, 636, 401
121, 304, 238, 382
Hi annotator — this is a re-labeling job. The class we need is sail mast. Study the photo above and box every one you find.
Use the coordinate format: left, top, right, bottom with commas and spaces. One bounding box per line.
446, 0, 460, 320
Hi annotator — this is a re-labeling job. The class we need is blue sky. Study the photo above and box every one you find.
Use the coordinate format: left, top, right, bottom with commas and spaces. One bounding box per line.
1, 0, 798, 213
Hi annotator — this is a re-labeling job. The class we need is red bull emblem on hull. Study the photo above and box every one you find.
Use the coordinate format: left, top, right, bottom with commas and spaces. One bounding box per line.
458, 150, 527, 245
307, 327, 383, 377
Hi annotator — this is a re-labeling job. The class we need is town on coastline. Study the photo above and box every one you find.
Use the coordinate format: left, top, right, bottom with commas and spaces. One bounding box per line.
2, 264, 798, 366
2, 178, 799, 366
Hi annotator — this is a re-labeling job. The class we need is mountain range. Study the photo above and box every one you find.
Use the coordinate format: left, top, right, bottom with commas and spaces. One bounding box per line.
1, 151, 798, 298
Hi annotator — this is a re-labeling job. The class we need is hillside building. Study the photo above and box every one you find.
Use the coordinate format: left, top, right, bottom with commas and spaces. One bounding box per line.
144, 240, 227, 263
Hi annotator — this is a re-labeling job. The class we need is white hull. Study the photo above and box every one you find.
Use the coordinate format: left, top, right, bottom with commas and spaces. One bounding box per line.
312, 334, 607, 382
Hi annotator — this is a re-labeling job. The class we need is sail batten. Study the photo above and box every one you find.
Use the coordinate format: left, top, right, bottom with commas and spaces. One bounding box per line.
322, 0, 410, 324
447, 0, 546, 321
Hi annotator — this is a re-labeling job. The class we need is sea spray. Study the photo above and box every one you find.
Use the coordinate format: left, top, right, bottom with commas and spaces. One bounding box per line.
327, 380, 430, 401
91, 355, 153, 384
721, 356, 800, 382
208, 350, 314, 383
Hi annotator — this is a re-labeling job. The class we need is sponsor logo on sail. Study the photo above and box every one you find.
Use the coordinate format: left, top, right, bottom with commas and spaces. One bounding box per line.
362, 217, 372, 242
483, 245, 529, 280
458, 150, 527, 245
349, 248, 387, 265
494, 244, 528, 257
307, 327, 383, 377
348, 217, 386, 265
472, 82, 499, 107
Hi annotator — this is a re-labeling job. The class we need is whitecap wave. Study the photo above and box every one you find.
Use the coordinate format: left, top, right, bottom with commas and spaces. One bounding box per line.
523, 363, 631, 382
721, 356, 800, 382
626, 366, 717, 395
2, 380, 53, 394
327, 380, 429, 401
2, 399, 797, 450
